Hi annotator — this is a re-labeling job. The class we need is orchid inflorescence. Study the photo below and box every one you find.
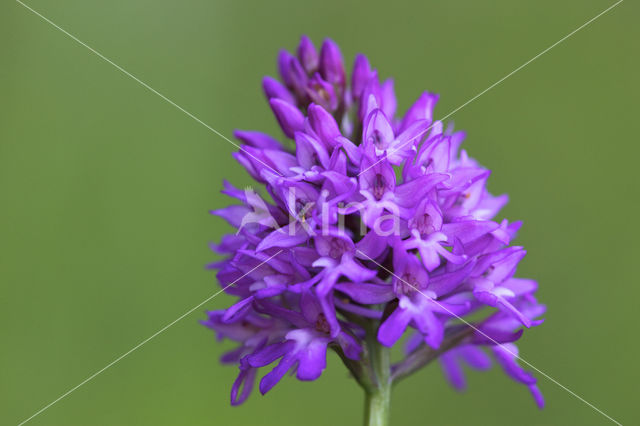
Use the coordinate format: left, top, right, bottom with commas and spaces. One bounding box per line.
202, 36, 545, 422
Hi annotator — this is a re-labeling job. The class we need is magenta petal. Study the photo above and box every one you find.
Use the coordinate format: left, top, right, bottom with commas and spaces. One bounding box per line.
210, 205, 249, 228
334, 298, 383, 320
234, 130, 284, 150
277, 50, 295, 88
339, 256, 378, 282
299, 290, 321, 324
492, 344, 536, 385
351, 53, 372, 99
502, 278, 538, 296
378, 307, 412, 347
319, 38, 345, 86
428, 261, 475, 297
400, 91, 439, 132
316, 288, 341, 338
460, 346, 492, 370
394, 173, 448, 208
230, 367, 257, 405
259, 353, 296, 395
394, 119, 430, 149
440, 351, 467, 391
256, 223, 309, 252
474, 327, 524, 345
247, 341, 291, 368
262, 76, 296, 104
296, 337, 330, 381
487, 248, 527, 283
441, 220, 500, 244
413, 308, 444, 348
359, 155, 396, 197
308, 104, 341, 148
270, 98, 304, 138
529, 384, 545, 409
307, 73, 338, 111
295, 131, 330, 169
334, 282, 395, 304
355, 230, 389, 260
337, 331, 362, 360
363, 109, 394, 151
380, 78, 397, 120
335, 136, 361, 164
222, 296, 254, 323
297, 35, 318, 73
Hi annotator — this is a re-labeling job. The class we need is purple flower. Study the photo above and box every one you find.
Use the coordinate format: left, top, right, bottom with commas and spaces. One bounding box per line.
247, 292, 361, 393
203, 36, 545, 417
439, 345, 492, 391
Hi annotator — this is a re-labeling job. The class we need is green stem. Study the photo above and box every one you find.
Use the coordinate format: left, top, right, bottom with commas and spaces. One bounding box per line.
363, 322, 391, 426
364, 381, 391, 426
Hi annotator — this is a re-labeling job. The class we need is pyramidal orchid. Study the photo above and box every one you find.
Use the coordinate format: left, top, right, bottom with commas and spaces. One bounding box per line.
202, 36, 545, 425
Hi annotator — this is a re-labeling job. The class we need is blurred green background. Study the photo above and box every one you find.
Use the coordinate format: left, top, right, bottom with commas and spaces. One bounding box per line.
1, 0, 638, 425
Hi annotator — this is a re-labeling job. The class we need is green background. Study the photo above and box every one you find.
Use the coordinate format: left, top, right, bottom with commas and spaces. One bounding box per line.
1, 0, 638, 425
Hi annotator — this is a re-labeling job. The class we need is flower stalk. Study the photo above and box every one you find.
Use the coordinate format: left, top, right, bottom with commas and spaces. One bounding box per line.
363, 320, 391, 426
364, 381, 391, 426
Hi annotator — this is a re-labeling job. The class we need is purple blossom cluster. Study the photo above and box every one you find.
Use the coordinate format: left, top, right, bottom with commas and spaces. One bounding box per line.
203, 36, 545, 409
